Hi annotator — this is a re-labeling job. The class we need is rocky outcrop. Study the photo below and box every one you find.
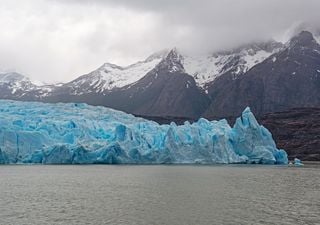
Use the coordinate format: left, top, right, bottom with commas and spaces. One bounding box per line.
259, 108, 320, 161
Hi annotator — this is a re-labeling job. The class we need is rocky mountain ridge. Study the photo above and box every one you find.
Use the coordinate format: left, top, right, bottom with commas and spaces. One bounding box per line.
0, 31, 319, 120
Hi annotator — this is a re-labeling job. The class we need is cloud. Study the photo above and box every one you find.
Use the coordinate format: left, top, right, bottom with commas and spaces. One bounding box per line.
0, 0, 319, 82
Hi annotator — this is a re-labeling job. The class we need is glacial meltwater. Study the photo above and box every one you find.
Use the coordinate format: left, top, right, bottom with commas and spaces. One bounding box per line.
0, 165, 319, 225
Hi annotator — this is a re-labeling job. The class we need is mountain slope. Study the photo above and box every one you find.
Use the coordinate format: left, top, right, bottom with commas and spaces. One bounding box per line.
0, 31, 318, 120
183, 40, 283, 88
35, 42, 282, 118
204, 31, 320, 118
43, 49, 210, 118
64, 50, 169, 95
0, 72, 37, 99
111, 49, 211, 117
260, 107, 320, 161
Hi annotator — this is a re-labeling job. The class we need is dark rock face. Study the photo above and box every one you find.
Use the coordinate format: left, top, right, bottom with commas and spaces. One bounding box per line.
259, 108, 320, 161
112, 49, 210, 118
204, 31, 320, 118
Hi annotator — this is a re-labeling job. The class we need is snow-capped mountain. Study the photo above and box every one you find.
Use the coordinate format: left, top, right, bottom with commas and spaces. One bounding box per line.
204, 30, 320, 118
66, 49, 169, 95
0, 30, 319, 119
183, 40, 283, 88
0, 38, 283, 98
0, 72, 37, 97
0, 72, 57, 99
67, 40, 283, 93
0, 72, 27, 83
104, 48, 210, 117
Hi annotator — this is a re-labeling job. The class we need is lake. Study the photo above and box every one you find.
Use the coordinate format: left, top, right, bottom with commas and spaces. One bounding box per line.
0, 164, 319, 225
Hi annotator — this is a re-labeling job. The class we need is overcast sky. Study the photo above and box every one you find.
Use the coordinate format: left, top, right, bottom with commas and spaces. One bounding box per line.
0, 0, 319, 83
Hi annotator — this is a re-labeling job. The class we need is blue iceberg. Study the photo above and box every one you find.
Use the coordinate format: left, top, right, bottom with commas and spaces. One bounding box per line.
0, 100, 288, 164
294, 158, 304, 166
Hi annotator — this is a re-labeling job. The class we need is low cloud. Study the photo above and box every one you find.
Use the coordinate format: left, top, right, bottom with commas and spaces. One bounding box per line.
0, 0, 319, 82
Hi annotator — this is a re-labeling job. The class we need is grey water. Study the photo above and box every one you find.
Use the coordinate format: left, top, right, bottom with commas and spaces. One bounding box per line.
0, 165, 319, 225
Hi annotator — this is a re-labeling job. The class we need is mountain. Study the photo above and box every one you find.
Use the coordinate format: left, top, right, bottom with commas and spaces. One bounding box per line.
184, 40, 283, 89
0, 31, 319, 120
204, 31, 320, 118
48, 40, 282, 95
105, 49, 211, 118
0, 72, 37, 98
63, 49, 169, 95
0, 39, 283, 117
42, 49, 210, 118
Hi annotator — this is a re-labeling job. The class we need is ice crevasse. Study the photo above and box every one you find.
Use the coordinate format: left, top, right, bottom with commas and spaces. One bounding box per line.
0, 100, 288, 164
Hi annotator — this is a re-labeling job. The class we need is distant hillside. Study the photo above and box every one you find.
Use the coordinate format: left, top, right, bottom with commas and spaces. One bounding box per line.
260, 108, 320, 161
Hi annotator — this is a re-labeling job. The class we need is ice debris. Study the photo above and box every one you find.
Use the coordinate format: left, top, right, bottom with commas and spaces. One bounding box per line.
294, 158, 304, 166
0, 100, 288, 164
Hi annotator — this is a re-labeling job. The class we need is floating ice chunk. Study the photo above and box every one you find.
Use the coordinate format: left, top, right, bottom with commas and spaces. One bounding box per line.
0, 100, 288, 164
294, 158, 304, 166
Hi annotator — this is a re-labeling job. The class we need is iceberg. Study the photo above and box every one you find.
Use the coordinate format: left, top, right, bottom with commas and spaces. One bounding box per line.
294, 158, 304, 166
0, 100, 288, 164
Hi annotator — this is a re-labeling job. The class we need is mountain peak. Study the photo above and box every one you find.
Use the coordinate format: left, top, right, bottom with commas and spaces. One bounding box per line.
167, 47, 183, 61
145, 49, 169, 62
99, 62, 123, 71
0, 72, 29, 83
289, 30, 318, 48
157, 47, 185, 73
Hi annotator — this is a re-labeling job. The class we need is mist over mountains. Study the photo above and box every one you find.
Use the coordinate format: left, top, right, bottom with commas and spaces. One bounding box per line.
1, 30, 320, 120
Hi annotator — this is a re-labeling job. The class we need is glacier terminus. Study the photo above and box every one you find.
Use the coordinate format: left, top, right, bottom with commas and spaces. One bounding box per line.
0, 100, 288, 164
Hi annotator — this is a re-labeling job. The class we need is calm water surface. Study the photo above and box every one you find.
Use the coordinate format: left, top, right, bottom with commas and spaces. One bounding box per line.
0, 164, 319, 225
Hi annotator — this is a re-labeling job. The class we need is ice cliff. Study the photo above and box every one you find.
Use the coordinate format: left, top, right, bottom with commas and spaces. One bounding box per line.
0, 100, 288, 164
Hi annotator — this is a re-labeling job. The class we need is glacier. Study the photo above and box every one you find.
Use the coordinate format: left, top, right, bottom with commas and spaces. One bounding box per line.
0, 100, 288, 164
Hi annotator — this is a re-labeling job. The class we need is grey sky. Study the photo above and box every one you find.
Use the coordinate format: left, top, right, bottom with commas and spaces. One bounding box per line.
0, 0, 319, 83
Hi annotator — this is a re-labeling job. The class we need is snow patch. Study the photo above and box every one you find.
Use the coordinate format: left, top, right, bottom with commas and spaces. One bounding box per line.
71, 50, 169, 93
183, 49, 277, 88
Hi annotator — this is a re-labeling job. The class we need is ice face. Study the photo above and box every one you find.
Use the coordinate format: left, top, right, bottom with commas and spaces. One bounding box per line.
0, 100, 288, 164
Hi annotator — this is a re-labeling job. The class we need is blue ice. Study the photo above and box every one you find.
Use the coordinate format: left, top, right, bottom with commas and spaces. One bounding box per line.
0, 100, 288, 164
